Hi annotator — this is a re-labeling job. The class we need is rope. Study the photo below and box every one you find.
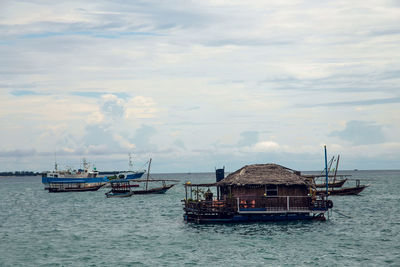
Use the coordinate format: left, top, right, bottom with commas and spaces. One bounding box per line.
333, 209, 352, 218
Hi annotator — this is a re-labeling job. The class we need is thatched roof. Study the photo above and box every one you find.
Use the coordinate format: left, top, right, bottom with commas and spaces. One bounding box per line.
217, 163, 311, 186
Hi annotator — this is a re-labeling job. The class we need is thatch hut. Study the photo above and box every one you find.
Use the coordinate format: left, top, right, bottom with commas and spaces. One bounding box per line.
217, 163, 313, 199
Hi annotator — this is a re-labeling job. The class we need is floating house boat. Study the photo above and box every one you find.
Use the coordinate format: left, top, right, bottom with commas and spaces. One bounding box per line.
183, 164, 333, 223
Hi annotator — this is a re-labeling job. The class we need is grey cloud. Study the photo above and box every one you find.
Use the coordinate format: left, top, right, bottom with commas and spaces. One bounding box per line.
329, 121, 386, 145
297, 97, 400, 108
101, 97, 125, 118
130, 124, 157, 152
237, 131, 259, 147
173, 139, 186, 149
0, 149, 37, 157
83, 125, 121, 150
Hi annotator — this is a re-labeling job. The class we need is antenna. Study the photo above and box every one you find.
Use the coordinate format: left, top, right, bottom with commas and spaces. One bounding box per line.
54, 152, 58, 171
129, 153, 133, 171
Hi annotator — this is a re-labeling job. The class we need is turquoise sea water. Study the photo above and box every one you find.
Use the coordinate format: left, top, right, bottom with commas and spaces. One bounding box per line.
0, 170, 399, 266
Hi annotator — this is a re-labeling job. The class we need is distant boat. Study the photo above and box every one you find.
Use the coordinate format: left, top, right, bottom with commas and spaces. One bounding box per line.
105, 180, 139, 198
315, 178, 347, 188
46, 181, 104, 193
317, 180, 369, 196
42, 158, 108, 189
105, 158, 178, 197
304, 155, 349, 189
113, 153, 146, 180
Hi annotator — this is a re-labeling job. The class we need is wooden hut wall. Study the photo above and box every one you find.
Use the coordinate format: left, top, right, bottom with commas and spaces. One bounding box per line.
277, 185, 308, 196
227, 185, 309, 198
231, 186, 265, 197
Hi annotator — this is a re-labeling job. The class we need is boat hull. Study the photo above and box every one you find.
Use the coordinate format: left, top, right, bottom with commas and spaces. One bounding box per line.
105, 191, 134, 198
47, 185, 103, 193
184, 212, 325, 223
317, 185, 369, 195
315, 179, 347, 188
132, 184, 174, 194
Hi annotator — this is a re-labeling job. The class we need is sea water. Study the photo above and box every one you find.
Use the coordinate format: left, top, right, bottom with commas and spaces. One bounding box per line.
0, 170, 399, 266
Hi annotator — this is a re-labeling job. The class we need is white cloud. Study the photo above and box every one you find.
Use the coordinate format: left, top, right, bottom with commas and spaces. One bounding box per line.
0, 0, 399, 171
126, 96, 158, 119
251, 141, 280, 152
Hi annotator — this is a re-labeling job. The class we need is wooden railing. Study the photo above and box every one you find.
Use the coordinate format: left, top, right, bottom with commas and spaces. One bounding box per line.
184, 196, 329, 214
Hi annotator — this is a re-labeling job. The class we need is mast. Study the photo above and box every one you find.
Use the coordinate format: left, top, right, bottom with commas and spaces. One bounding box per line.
128, 153, 133, 171
145, 158, 152, 191
333, 155, 340, 184
54, 153, 58, 171
327, 156, 335, 174
324, 146, 329, 198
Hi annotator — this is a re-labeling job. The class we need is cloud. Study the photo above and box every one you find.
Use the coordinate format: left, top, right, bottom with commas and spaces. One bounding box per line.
330, 121, 386, 145
237, 131, 259, 147
71, 91, 129, 99
251, 141, 280, 152
130, 124, 157, 152
297, 97, 400, 108
126, 96, 157, 119
1, 1, 400, 171
0, 148, 37, 157
100, 94, 126, 120
10, 90, 49, 96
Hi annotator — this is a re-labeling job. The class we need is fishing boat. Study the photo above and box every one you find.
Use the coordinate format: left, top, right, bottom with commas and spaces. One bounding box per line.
42, 158, 108, 190
105, 158, 178, 197
47, 181, 104, 193
130, 181, 175, 194
314, 178, 347, 188
113, 153, 146, 180
303, 155, 350, 188
105, 180, 139, 198
317, 180, 369, 196
130, 158, 178, 194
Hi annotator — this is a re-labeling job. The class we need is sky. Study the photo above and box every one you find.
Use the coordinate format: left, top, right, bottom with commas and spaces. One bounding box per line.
0, 0, 399, 172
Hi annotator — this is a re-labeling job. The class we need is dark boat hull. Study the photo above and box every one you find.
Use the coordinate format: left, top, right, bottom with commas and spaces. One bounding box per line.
105, 191, 134, 198
317, 185, 369, 196
48, 185, 103, 193
132, 184, 174, 194
315, 179, 347, 188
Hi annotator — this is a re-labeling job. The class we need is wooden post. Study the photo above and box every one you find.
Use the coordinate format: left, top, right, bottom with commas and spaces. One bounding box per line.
185, 184, 187, 200
287, 196, 289, 211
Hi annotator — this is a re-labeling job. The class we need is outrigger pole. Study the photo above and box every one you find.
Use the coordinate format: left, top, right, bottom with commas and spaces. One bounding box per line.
324, 145, 329, 198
